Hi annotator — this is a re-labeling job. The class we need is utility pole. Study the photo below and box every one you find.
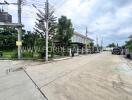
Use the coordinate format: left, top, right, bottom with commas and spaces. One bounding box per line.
32, 0, 49, 61
0, 1, 22, 59
45, 0, 49, 61
17, 0, 22, 59
85, 27, 88, 54
96, 35, 99, 52
101, 37, 103, 51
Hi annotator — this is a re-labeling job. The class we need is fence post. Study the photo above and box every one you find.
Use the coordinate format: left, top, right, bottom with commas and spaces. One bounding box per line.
77, 48, 79, 56
82, 48, 84, 54
69, 48, 72, 57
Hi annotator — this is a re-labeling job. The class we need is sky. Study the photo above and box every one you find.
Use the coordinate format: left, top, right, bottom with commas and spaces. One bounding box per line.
0, 0, 132, 46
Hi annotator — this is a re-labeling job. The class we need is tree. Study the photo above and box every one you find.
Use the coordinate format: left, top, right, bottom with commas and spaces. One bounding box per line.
0, 27, 18, 51
125, 40, 132, 51
56, 16, 74, 47
34, 3, 57, 58
34, 4, 57, 43
22, 31, 39, 47
107, 43, 116, 48
90, 42, 94, 48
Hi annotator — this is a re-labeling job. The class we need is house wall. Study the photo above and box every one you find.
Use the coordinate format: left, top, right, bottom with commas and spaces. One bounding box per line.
71, 34, 92, 44
0, 12, 12, 23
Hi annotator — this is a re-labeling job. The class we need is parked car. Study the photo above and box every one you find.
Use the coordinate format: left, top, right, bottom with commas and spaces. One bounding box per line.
112, 47, 122, 55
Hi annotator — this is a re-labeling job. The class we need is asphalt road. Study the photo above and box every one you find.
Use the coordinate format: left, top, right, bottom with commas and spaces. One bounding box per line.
0, 52, 132, 100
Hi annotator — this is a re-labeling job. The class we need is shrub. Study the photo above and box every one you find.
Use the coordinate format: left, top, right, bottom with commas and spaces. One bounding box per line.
11, 50, 18, 58
38, 51, 45, 59
22, 52, 33, 58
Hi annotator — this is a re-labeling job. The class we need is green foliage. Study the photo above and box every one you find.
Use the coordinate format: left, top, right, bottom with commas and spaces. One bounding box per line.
55, 16, 74, 47
22, 31, 40, 47
22, 51, 33, 58
11, 50, 18, 58
125, 40, 132, 51
107, 43, 116, 48
0, 27, 17, 51
90, 42, 94, 47
38, 51, 45, 59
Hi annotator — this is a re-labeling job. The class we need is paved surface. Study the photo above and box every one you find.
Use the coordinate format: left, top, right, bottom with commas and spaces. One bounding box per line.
0, 61, 46, 100
0, 52, 132, 100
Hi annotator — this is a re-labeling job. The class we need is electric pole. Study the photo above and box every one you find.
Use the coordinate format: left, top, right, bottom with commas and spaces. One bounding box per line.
17, 0, 22, 59
85, 27, 88, 53
0, 1, 22, 59
32, 0, 49, 61
101, 37, 103, 51
45, 0, 49, 61
96, 35, 99, 52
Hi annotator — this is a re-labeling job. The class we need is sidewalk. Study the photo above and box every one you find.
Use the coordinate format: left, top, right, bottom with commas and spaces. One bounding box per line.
0, 61, 47, 100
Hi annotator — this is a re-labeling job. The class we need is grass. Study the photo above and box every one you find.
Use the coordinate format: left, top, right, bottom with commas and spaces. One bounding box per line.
1, 50, 70, 59
3, 51, 15, 58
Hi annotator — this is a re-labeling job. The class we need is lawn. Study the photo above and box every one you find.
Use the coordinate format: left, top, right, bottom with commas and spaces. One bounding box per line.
2, 51, 16, 58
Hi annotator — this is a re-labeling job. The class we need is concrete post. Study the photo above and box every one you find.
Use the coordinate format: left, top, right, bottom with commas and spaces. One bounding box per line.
77, 48, 79, 56
17, 0, 22, 59
69, 48, 72, 57
45, 0, 49, 61
82, 48, 84, 54
85, 48, 87, 54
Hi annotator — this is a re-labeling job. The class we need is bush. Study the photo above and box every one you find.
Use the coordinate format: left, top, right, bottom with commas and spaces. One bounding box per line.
38, 51, 45, 59
11, 50, 18, 58
125, 40, 132, 51
22, 52, 33, 58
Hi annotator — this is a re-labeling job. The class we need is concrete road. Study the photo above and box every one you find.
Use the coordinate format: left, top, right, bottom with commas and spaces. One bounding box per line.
0, 52, 132, 100
26, 52, 132, 100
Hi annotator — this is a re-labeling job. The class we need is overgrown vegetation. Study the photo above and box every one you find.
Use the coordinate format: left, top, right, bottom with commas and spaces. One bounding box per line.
107, 43, 116, 48
125, 40, 132, 51
0, 27, 17, 51
55, 16, 74, 47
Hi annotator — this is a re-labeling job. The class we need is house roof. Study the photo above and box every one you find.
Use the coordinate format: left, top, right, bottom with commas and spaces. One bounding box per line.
0, 22, 23, 27
74, 32, 94, 41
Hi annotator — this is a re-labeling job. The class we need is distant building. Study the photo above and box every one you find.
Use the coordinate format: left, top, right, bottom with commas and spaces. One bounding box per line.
0, 9, 12, 23
71, 32, 94, 47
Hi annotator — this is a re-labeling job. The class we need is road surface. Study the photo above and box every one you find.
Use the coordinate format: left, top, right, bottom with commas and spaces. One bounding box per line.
0, 52, 132, 100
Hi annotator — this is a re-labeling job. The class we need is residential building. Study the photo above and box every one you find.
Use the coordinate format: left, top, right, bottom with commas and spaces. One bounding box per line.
0, 9, 12, 23
71, 32, 94, 47
71, 32, 94, 54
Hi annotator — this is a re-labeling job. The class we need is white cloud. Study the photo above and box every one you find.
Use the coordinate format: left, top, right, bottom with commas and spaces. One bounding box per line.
2, 0, 132, 46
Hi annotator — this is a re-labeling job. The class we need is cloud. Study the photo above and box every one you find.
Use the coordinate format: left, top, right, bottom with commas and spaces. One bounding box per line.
2, 0, 132, 46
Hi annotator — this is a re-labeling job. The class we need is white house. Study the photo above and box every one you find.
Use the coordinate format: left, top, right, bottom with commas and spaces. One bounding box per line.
71, 32, 93, 45
71, 32, 94, 54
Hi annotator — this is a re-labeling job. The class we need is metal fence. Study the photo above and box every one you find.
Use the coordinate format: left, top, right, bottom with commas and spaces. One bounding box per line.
0, 45, 93, 59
